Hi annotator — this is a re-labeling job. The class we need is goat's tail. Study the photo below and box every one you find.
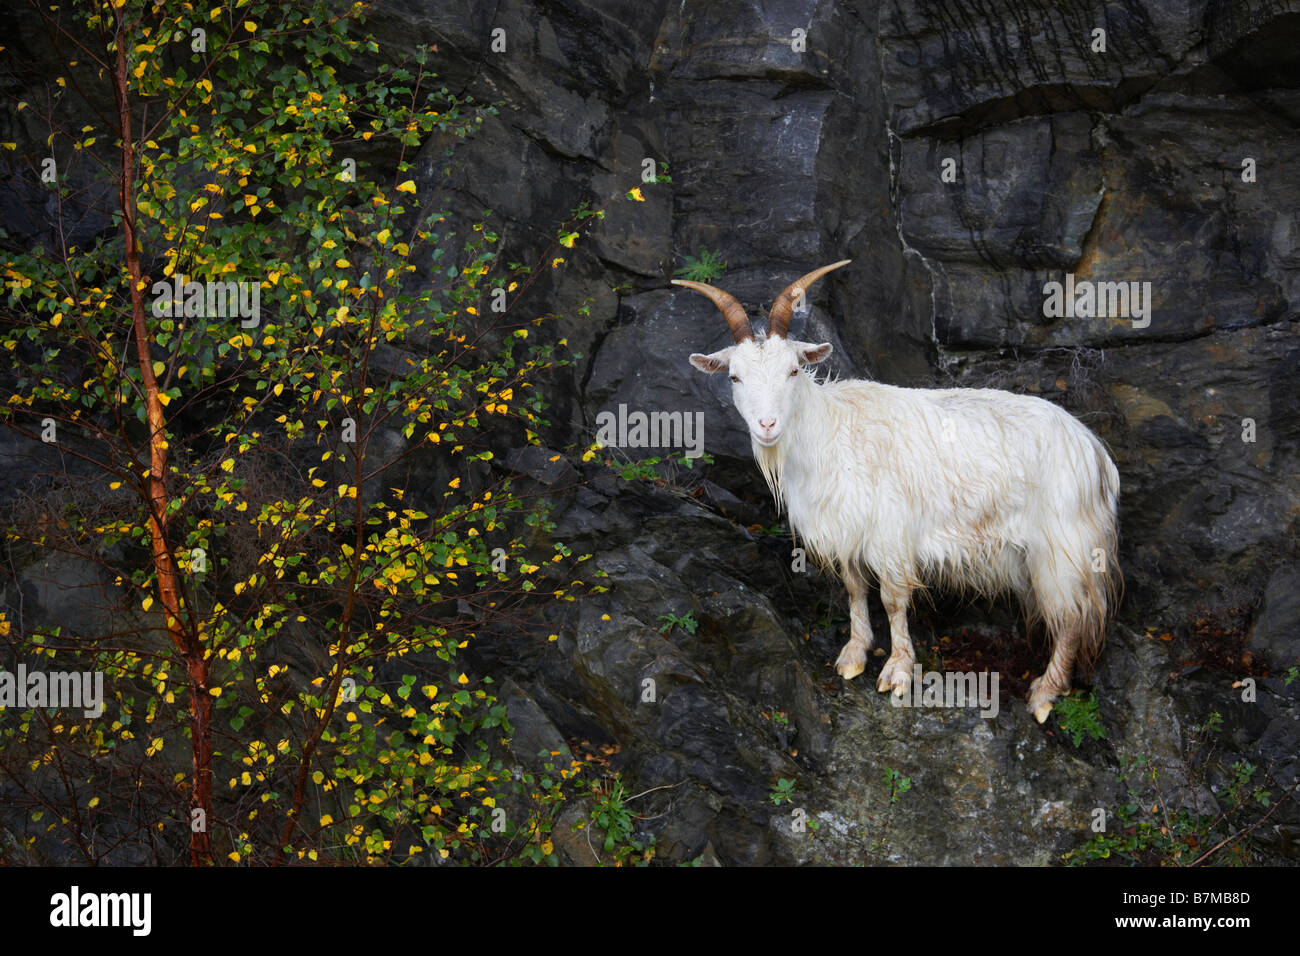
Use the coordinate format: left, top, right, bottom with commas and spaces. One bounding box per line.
1029, 432, 1122, 674
1080, 438, 1123, 671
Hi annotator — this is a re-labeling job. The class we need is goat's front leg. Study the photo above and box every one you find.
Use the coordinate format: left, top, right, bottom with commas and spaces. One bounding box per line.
834, 566, 874, 680
876, 581, 916, 698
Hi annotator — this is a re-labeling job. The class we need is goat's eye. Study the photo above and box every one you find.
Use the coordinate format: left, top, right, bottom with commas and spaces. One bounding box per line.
730, 375, 740, 383
789, 369, 798, 377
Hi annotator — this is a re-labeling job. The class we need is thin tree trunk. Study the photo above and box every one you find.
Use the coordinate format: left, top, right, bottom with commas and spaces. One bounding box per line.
112, 12, 213, 866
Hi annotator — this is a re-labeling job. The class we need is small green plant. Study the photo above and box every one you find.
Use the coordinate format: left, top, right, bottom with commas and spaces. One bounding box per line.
675, 450, 714, 470
1054, 689, 1106, 747
1285, 665, 1297, 686
1224, 760, 1271, 810
770, 778, 797, 805
616, 457, 662, 481
584, 774, 656, 866
811, 600, 848, 635
674, 247, 727, 283
848, 767, 913, 863
591, 778, 635, 852
884, 768, 912, 803
658, 610, 699, 635
597, 448, 713, 499
1063, 715, 1291, 866
1198, 711, 1224, 735
766, 708, 795, 750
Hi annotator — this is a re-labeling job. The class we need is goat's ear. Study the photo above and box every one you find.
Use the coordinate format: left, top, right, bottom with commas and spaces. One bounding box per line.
797, 342, 833, 365
689, 348, 732, 374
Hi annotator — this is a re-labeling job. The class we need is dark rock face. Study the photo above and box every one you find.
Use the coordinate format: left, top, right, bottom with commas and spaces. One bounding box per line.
3, 0, 1297, 864
436, 0, 1300, 865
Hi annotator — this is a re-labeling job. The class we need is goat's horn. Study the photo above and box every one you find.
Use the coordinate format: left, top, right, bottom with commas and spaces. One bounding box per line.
767, 259, 852, 339
671, 279, 754, 343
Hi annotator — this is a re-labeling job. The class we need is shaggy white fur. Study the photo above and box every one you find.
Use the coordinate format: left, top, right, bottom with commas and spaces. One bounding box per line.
684, 275, 1121, 723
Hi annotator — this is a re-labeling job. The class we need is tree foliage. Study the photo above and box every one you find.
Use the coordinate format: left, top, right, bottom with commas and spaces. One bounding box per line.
0, 0, 641, 865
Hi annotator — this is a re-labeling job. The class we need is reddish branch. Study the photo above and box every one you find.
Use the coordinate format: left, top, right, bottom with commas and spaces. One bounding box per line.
111, 10, 213, 867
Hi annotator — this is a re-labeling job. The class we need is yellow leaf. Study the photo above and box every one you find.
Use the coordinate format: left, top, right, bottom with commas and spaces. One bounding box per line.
142, 595, 154, 612
320, 814, 333, 826
396, 180, 417, 194
243, 20, 257, 32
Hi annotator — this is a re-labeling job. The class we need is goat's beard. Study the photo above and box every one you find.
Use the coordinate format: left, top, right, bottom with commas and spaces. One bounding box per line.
754, 438, 787, 515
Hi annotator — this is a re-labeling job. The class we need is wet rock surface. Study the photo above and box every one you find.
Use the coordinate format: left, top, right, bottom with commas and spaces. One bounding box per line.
2, 0, 1297, 864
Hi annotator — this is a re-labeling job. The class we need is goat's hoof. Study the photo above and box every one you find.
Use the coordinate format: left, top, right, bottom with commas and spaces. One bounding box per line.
835, 642, 867, 681
1027, 678, 1062, 723
837, 642, 868, 681
876, 656, 914, 697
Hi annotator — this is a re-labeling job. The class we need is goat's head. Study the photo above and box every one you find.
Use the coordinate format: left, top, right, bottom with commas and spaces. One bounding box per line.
677, 261, 848, 446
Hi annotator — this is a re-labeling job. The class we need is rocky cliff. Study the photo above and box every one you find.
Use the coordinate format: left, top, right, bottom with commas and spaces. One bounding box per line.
3, 0, 1297, 864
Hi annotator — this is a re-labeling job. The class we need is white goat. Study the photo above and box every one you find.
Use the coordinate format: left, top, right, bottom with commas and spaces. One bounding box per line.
675, 261, 1121, 721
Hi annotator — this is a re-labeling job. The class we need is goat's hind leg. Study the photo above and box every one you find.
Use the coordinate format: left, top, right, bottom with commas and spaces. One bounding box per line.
1025, 557, 1088, 722
835, 566, 874, 680
1027, 628, 1078, 724
876, 580, 917, 697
